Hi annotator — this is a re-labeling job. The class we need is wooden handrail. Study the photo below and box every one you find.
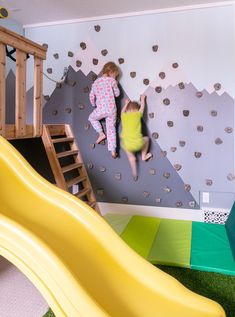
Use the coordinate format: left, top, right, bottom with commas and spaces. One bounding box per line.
0, 26, 47, 139
0, 26, 47, 59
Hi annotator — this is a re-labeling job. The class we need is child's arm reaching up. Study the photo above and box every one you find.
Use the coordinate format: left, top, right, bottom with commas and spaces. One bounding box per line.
139, 94, 146, 113
121, 98, 130, 113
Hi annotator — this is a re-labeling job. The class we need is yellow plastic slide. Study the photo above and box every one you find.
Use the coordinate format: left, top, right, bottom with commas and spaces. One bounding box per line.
0, 136, 225, 317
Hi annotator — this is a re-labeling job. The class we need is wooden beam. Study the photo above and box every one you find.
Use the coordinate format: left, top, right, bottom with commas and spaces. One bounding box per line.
5, 124, 34, 140
33, 57, 43, 137
0, 43, 6, 137
15, 49, 26, 138
0, 26, 47, 59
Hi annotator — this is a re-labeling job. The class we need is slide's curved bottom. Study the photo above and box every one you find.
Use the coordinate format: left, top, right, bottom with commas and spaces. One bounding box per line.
0, 137, 225, 317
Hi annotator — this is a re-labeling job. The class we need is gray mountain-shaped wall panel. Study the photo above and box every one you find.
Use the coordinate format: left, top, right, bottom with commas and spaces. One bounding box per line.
145, 83, 234, 205
5, 70, 15, 124
43, 67, 198, 208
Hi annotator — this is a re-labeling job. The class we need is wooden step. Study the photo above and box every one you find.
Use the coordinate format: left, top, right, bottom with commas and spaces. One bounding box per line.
62, 162, 83, 173
76, 188, 91, 199
52, 137, 74, 144
57, 149, 78, 159
67, 175, 87, 188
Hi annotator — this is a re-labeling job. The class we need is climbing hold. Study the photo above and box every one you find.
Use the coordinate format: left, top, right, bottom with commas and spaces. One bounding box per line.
167, 121, 174, 127
159, 72, 165, 79
170, 147, 177, 152
155, 86, 162, 93
178, 82, 185, 89
163, 98, 170, 105
163, 187, 171, 193
225, 127, 233, 133
130, 72, 136, 78
118, 58, 124, 64
206, 179, 213, 186
184, 184, 191, 192
155, 198, 161, 204
121, 197, 128, 203
56, 82, 62, 89
100, 140, 106, 145
210, 110, 217, 117
83, 86, 90, 93
67, 79, 76, 86
90, 143, 95, 149
99, 166, 106, 172
174, 164, 182, 171
87, 162, 93, 169
152, 132, 159, 139
152, 45, 158, 52
44, 95, 50, 101
227, 173, 235, 181
197, 125, 204, 132
101, 49, 108, 56
196, 91, 203, 98
94, 25, 101, 32
80, 42, 86, 50
183, 110, 189, 117
194, 152, 202, 158
160, 151, 167, 157
52, 110, 58, 115
68, 51, 74, 57
163, 172, 170, 179
214, 83, 221, 91
65, 107, 72, 114
179, 141, 186, 147
172, 62, 179, 68
97, 189, 104, 196
42, 43, 48, 49
78, 104, 84, 110
53, 53, 59, 59
143, 191, 150, 198
176, 201, 183, 208
47, 68, 52, 74
92, 74, 97, 81
143, 78, 149, 85
149, 113, 154, 119
215, 137, 223, 145
76, 60, 82, 67
114, 173, 122, 180
189, 201, 196, 208
93, 58, 98, 65
84, 123, 90, 130
149, 168, 156, 175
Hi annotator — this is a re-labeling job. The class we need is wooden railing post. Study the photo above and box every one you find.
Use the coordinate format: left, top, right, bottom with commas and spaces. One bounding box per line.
15, 49, 27, 138
0, 43, 6, 137
34, 57, 43, 137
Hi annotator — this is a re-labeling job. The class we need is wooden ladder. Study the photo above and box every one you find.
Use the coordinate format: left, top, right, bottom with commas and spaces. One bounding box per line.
42, 124, 100, 213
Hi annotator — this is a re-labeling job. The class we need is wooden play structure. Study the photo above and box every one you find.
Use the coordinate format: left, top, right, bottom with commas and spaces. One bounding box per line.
0, 26, 99, 212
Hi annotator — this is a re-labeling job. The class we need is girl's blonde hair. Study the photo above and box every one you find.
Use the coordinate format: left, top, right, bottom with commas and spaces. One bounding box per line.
126, 101, 140, 111
102, 62, 119, 76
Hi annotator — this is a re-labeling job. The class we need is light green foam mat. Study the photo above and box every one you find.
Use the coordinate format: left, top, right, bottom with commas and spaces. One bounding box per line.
120, 216, 161, 258
103, 214, 133, 235
191, 222, 235, 276
148, 219, 192, 268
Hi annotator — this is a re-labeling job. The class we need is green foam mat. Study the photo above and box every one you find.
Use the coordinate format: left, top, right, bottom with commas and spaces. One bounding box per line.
191, 222, 235, 276
103, 214, 132, 235
148, 219, 192, 268
225, 202, 235, 260
120, 216, 161, 258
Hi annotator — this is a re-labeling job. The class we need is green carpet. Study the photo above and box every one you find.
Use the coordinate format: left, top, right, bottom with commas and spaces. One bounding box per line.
43, 267, 235, 317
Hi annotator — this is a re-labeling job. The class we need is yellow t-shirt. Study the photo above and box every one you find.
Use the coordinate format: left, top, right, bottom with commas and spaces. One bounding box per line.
121, 111, 143, 152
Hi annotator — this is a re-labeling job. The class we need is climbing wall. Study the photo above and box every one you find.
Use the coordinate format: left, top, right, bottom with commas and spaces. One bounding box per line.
23, 5, 234, 209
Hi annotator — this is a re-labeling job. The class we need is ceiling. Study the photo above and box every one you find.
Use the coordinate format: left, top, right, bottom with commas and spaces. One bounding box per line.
0, 0, 233, 26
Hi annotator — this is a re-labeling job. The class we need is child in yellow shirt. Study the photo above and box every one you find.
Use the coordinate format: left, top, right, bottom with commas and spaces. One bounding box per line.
121, 95, 152, 180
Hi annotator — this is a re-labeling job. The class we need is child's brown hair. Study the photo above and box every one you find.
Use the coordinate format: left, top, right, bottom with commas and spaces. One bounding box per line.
102, 62, 119, 76
126, 101, 140, 111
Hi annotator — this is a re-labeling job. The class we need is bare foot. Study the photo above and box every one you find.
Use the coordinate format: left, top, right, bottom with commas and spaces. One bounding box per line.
96, 133, 106, 144
111, 151, 118, 159
142, 153, 152, 161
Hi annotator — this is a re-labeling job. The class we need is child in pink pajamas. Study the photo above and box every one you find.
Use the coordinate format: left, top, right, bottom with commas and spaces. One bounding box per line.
88, 62, 120, 158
